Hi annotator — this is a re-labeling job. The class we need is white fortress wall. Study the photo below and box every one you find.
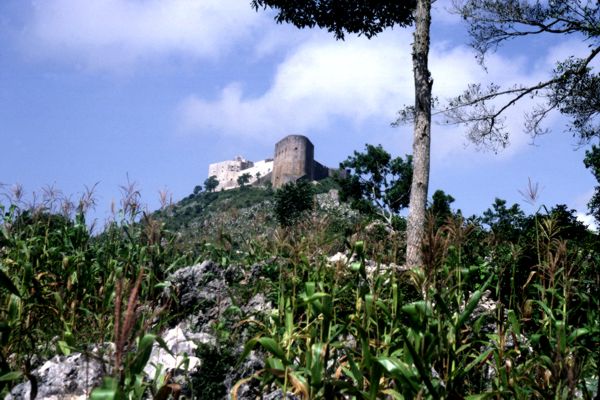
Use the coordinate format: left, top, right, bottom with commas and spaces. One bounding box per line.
241, 159, 274, 184
208, 156, 254, 191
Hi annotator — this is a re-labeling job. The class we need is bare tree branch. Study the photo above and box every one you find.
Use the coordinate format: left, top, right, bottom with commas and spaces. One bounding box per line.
441, 0, 599, 151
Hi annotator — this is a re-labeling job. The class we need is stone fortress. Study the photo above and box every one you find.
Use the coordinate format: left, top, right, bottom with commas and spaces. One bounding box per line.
207, 135, 333, 191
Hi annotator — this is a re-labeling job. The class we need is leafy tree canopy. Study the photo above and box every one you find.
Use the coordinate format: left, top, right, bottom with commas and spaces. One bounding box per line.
481, 198, 527, 242
545, 204, 595, 244
336, 144, 412, 225
584, 145, 600, 224
237, 173, 252, 188
251, 0, 416, 39
204, 176, 219, 193
448, 0, 600, 148
429, 189, 456, 227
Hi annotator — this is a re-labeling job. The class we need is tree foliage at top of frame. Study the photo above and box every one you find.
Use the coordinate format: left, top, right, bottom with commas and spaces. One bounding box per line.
251, 0, 416, 40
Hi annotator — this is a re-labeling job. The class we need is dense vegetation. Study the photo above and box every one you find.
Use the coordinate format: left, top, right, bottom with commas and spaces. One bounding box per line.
0, 171, 599, 398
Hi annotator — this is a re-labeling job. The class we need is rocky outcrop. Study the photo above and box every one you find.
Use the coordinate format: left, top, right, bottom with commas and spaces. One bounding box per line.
4, 260, 285, 400
6, 353, 105, 400
143, 324, 214, 379
328, 251, 409, 278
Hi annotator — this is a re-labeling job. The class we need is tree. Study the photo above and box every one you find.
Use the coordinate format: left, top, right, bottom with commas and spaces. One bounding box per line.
204, 176, 219, 193
337, 144, 412, 225
251, 0, 416, 40
193, 185, 202, 195
274, 180, 314, 227
584, 145, 600, 224
447, 0, 599, 149
237, 173, 251, 189
429, 189, 455, 228
481, 198, 527, 243
252, 0, 433, 268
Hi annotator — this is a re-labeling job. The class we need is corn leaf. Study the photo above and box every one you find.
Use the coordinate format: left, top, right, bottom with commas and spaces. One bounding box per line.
507, 309, 520, 336
466, 393, 495, 400
568, 327, 589, 343
310, 342, 326, 387
258, 337, 289, 365
382, 389, 405, 399
130, 333, 156, 376
89, 377, 119, 400
0, 371, 22, 382
0, 267, 20, 297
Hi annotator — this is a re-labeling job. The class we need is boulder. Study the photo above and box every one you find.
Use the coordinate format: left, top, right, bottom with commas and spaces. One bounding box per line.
144, 324, 215, 379
6, 353, 104, 400
165, 260, 233, 329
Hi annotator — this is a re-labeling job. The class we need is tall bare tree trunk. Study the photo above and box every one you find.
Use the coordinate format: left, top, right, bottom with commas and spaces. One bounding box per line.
406, 0, 432, 268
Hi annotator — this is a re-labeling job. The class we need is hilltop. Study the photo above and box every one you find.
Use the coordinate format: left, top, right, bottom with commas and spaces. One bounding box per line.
152, 177, 359, 256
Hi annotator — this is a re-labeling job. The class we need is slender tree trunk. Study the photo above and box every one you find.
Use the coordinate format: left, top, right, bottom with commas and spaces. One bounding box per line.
406, 0, 432, 268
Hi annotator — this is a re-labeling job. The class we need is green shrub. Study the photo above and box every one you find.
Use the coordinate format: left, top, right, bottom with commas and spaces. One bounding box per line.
191, 343, 236, 399
274, 180, 314, 227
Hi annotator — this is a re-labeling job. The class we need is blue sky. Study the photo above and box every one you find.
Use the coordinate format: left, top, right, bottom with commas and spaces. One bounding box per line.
0, 0, 597, 229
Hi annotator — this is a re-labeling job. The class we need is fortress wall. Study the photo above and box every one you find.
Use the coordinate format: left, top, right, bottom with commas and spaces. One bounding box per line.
272, 135, 314, 188
241, 159, 274, 185
312, 160, 330, 181
208, 156, 253, 191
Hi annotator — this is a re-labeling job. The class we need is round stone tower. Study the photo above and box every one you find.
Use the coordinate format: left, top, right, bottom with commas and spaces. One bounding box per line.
272, 135, 314, 188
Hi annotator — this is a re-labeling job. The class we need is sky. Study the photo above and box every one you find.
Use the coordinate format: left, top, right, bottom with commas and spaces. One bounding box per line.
0, 0, 597, 229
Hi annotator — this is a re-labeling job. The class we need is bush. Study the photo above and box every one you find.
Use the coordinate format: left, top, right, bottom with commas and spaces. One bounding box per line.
274, 180, 314, 227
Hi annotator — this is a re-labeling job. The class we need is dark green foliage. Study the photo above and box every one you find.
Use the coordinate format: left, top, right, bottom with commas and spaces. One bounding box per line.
336, 144, 412, 223
240, 200, 600, 399
237, 173, 251, 188
475, 200, 599, 311
546, 204, 596, 243
251, 0, 416, 40
157, 186, 275, 235
274, 180, 314, 227
0, 197, 195, 397
0, 209, 94, 361
551, 56, 600, 141
193, 185, 202, 195
481, 198, 527, 243
584, 145, 600, 224
429, 189, 455, 228
153, 179, 351, 264
204, 175, 219, 192
191, 343, 236, 399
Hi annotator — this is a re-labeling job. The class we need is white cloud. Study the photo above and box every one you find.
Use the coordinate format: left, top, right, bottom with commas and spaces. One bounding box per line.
573, 188, 596, 210
178, 30, 555, 162
431, 0, 463, 25
543, 37, 600, 70
576, 212, 598, 232
178, 32, 415, 142
25, 0, 264, 70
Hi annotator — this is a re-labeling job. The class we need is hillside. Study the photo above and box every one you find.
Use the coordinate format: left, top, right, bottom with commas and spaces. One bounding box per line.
152, 178, 354, 254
